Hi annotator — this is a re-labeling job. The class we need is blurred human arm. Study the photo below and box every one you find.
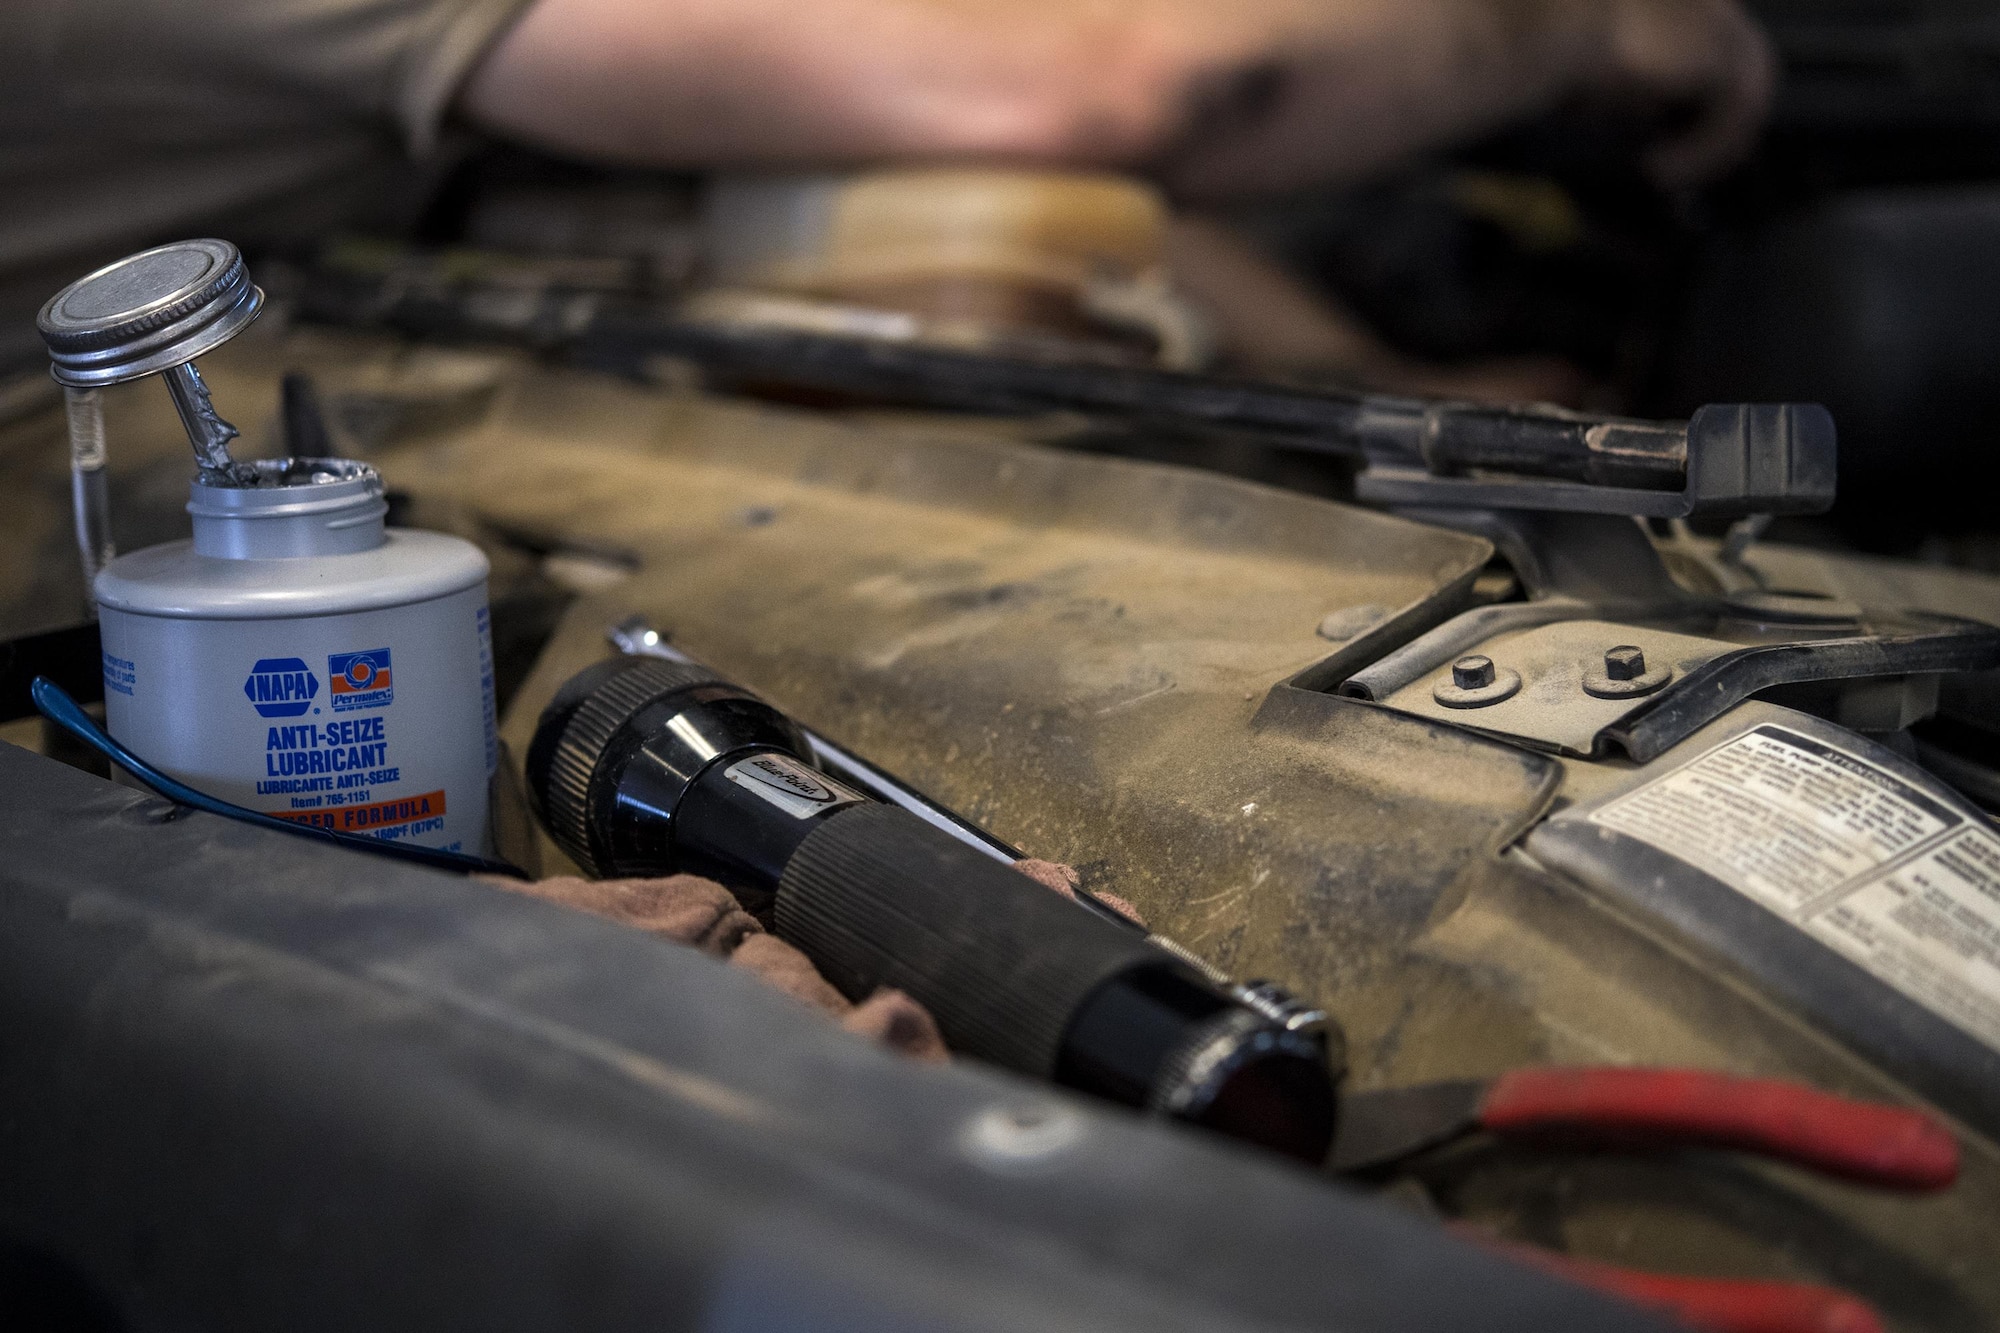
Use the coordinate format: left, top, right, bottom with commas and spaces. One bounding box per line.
459, 0, 1774, 191
0, 0, 539, 310
1164, 214, 1591, 405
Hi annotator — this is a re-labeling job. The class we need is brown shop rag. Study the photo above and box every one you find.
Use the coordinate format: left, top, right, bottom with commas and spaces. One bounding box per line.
495, 872, 950, 1061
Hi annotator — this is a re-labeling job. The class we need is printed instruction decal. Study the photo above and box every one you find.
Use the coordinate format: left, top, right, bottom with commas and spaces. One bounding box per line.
1591, 725, 2000, 1053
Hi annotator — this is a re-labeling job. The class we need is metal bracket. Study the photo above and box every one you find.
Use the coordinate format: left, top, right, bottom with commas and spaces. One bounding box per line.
1356, 404, 1837, 519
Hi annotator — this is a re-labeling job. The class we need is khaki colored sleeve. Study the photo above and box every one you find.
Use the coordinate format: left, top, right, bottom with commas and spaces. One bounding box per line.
5, 0, 539, 158
0, 0, 540, 324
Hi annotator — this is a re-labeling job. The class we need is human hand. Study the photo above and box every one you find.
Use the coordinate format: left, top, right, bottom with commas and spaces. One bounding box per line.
1580, 0, 1777, 187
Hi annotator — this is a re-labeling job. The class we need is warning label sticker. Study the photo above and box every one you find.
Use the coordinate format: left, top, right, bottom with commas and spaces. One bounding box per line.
1591, 725, 2000, 1053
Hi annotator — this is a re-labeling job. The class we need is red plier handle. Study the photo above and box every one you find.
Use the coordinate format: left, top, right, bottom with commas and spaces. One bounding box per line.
1480, 1236, 1886, 1333
1479, 1067, 1959, 1191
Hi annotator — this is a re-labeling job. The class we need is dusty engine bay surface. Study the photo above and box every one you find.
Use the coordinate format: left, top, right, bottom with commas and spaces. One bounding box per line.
3, 311, 1997, 1331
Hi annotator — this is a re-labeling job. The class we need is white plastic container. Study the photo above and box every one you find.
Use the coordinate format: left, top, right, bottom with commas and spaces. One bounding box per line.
94, 458, 497, 855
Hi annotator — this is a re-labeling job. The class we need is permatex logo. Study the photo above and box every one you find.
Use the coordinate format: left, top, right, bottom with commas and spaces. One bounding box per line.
329, 648, 393, 712
244, 658, 319, 718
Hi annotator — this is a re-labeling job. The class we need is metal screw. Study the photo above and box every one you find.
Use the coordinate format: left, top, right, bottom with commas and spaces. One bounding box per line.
1603, 646, 1647, 681
1452, 655, 1497, 689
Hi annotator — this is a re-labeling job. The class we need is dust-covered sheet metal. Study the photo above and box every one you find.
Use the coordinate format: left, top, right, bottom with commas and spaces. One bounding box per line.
446, 359, 1560, 1027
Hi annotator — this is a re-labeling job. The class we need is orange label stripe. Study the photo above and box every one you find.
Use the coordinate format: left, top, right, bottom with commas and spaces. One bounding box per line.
271, 789, 445, 833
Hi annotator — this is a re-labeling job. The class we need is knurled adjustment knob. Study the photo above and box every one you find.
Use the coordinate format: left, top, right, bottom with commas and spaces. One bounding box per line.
37, 239, 263, 388
527, 656, 722, 871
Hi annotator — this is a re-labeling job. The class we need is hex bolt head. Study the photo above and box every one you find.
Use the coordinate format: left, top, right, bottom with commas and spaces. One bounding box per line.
1452, 655, 1497, 689
1603, 645, 1647, 681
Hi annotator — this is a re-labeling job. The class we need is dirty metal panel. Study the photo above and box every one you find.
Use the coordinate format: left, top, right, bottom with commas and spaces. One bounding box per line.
1747, 544, 2000, 627
268, 342, 1574, 1073
11, 327, 2000, 1326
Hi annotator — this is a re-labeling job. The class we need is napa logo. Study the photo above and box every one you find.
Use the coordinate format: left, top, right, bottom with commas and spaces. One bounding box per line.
244, 658, 320, 718
328, 648, 393, 712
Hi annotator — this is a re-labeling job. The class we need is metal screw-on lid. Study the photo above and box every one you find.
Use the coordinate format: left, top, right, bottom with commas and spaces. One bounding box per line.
38, 239, 263, 387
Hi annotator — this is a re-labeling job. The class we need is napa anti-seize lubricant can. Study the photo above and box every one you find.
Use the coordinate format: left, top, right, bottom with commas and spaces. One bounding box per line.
39, 240, 497, 853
